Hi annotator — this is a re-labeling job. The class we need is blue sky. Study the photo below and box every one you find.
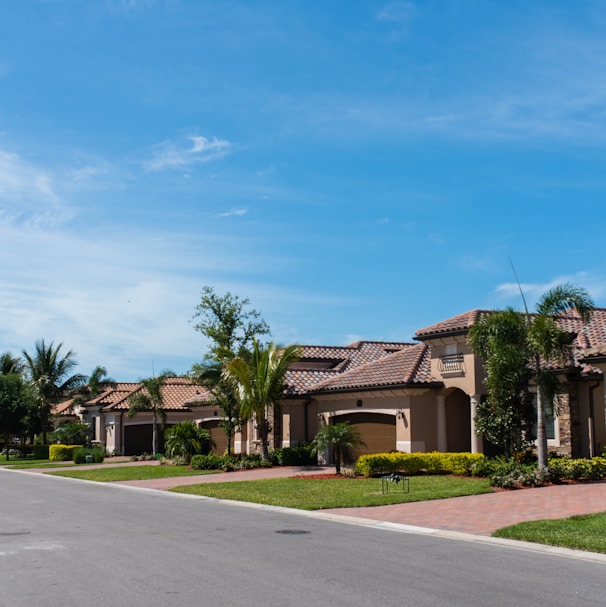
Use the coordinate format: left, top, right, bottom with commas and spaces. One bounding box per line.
2, 0, 606, 381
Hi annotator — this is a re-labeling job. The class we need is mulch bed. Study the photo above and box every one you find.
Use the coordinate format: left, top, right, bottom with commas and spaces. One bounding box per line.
292, 473, 348, 480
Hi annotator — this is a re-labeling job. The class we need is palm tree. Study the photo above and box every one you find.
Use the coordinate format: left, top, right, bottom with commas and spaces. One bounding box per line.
312, 421, 365, 474
223, 340, 300, 460
0, 352, 24, 375
527, 284, 594, 468
22, 340, 86, 443
467, 308, 535, 457
192, 360, 241, 456
164, 421, 214, 463
86, 366, 116, 398
127, 371, 174, 456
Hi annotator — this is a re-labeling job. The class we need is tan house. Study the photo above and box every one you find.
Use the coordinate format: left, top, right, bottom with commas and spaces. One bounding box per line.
74, 308, 606, 459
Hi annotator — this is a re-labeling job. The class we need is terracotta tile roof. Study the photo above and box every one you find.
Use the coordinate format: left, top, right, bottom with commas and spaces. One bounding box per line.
307, 343, 435, 393
416, 307, 606, 369
80, 378, 209, 412
284, 341, 437, 395
52, 398, 78, 416
414, 310, 486, 340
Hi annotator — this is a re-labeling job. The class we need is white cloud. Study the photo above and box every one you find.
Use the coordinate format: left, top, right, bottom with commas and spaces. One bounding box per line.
0, 148, 73, 225
377, 2, 414, 24
145, 135, 232, 172
494, 272, 606, 311
219, 208, 248, 217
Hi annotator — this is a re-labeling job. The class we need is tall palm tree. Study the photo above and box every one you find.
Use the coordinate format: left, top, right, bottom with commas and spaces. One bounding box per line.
223, 340, 300, 460
22, 340, 86, 443
312, 421, 365, 474
527, 284, 594, 468
127, 371, 174, 456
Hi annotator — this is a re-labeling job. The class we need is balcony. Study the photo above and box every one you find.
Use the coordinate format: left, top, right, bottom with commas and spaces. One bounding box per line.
438, 353, 465, 377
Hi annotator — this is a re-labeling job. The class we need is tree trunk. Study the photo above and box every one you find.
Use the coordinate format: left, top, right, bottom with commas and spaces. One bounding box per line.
535, 357, 548, 469
152, 414, 158, 457
4, 431, 9, 461
334, 447, 341, 474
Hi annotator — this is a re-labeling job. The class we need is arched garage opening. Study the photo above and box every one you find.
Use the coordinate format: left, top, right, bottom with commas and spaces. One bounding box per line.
199, 419, 228, 455
334, 412, 396, 459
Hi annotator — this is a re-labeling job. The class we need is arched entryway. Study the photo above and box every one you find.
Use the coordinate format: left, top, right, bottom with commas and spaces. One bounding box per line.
445, 389, 471, 452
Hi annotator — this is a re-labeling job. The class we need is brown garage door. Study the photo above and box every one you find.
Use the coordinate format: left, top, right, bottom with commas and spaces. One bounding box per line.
334, 413, 396, 459
124, 424, 169, 456
200, 420, 228, 455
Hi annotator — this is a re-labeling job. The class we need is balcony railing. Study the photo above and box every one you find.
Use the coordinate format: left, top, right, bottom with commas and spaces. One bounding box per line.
438, 353, 465, 375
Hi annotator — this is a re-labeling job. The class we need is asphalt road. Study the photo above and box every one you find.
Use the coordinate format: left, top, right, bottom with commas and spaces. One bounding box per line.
1, 469, 604, 607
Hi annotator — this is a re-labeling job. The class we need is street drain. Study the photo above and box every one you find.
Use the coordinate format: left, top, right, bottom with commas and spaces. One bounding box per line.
0, 531, 31, 537
275, 529, 310, 535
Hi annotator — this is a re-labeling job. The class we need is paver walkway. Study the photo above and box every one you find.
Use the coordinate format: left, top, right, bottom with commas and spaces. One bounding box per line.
323, 481, 606, 535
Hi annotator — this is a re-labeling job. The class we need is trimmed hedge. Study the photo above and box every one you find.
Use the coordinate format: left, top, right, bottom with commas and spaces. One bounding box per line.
547, 457, 606, 482
32, 444, 50, 460
49, 444, 82, 462
355, 452, 485, 477
73, 447, 105, 464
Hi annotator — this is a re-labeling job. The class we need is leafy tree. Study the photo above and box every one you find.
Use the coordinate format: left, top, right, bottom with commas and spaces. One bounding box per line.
0, 355, 32, 461
468, 283, 594, 468
192, 286, 270, 361
191, 286, 271, 454
311, 421, 365, 474
193, 361, 241, 455
50, 421, 90, 446
22, 340, 86, 443
127, 371, 174, 456
468, 308, 535, 457
223, 340, 300, 460
527, 284, 594, 468
164, 420, 214, 463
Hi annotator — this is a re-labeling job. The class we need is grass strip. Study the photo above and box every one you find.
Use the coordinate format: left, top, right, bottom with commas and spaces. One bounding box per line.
493, 512, 606, 554
171, 476, 492, 510
48, 465, 218, 482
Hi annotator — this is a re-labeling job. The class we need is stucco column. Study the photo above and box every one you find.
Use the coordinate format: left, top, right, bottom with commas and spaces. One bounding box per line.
436, 395, 447, 452
470, 395, 483, 454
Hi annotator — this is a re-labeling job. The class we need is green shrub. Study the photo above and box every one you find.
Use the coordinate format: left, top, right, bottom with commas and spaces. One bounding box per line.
49, 444, 82, 462
547, 457, 606, 481
191, 453, 224, 470
355, 452, 485, 477
32, 444, 50, 460
72, 447, 105, 464
269, 443, 316, 466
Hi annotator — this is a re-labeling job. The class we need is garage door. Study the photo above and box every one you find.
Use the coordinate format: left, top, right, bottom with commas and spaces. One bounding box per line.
200, 420, 228, 455
334, 413, 396, 458
124, 424, 168, 456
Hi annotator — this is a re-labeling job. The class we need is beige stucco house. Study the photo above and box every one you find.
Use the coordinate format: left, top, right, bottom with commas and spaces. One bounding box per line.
74, 308, 606, 460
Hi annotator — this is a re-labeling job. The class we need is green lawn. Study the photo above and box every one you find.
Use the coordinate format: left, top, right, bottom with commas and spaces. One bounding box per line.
171, 475, 493, 509
49, 465, 218, 482
0, 458, 54, 467
493, 512, 606, 554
